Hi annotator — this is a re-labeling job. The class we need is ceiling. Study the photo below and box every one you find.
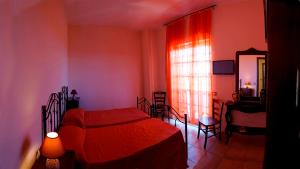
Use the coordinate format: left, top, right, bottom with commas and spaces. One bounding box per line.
63, 0, 227, 30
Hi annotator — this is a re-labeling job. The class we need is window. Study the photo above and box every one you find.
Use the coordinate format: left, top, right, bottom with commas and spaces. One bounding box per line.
166, 10, 212, 123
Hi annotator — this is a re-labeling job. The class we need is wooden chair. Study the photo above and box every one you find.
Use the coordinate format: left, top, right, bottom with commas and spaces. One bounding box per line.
152, 91, 169, 121
197, 99, 224, 149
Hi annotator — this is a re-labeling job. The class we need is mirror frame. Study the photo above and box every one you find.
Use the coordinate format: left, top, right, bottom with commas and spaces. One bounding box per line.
235, 47, 268, 96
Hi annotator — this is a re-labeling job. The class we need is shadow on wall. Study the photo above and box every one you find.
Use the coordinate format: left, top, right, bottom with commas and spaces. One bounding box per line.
19, 135, 39, 169
20, 137, 31, 158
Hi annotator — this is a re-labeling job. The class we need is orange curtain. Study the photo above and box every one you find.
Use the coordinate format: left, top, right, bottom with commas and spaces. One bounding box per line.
166, 9, 212, 124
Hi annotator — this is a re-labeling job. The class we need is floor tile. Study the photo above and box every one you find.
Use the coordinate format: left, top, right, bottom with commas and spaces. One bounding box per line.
187, 159, 197, 169
188, 146, 205, 163
224, 146, 247, 160
164, 118, 265, 169
243, 161, 263, 169
193, 152, 222, 169
217, 158, 245, 169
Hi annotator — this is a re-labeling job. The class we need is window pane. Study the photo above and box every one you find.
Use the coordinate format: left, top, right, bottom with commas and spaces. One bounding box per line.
170, 41, 211, 122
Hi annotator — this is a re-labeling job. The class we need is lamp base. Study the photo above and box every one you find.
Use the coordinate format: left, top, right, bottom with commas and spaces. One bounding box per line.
46, 158, 60, 169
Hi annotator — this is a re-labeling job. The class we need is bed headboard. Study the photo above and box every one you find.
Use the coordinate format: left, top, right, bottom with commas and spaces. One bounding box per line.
42, 86, 68, 139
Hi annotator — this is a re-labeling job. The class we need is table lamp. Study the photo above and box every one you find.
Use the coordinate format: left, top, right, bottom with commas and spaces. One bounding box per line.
41, 132, 64, 169
245, 81, 252, 88
70, 89, 77, 100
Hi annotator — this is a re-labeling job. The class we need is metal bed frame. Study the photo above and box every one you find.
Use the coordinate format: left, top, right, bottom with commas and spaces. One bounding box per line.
42, 86, 68, 139
42, 92, 188, 158
137, 96, 188, 157
167, 105, 188, 157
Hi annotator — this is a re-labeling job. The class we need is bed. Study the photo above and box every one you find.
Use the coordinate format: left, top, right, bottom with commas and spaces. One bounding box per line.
42, 87, 188, 169
83, 107, 150, 127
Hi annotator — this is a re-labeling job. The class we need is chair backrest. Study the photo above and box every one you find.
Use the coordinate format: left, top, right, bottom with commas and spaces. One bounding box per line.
153, 91, 167, 108
212, 99, 224, 121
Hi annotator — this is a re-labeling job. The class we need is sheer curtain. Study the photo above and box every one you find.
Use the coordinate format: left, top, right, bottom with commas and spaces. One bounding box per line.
166, 9, 212, 124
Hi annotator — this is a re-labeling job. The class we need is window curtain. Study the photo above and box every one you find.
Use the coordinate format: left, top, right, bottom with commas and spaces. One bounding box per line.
166, 9, 212, 124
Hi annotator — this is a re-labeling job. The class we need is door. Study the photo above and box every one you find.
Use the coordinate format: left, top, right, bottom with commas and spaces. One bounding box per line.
264, 1, 300, 169
257, 57, 265, 96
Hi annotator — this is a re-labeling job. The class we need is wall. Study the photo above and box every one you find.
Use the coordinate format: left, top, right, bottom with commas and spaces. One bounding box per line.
68, 26, 143, 110
239, 55, 258, 96
141, 28, 166, 101
239, 55, 265, 97
0, 0, 68, 168
211, 0, 267, 100
150, 0, 267, 102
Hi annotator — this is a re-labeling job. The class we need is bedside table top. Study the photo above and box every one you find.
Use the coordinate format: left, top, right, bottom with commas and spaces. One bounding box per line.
66, 97, 80, 111
68, 97, 80, 101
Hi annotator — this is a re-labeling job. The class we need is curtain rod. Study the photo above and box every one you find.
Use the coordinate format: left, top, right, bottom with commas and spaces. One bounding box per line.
164, 4, 216, 26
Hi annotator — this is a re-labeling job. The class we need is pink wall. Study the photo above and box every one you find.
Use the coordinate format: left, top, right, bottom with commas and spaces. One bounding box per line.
211, 0, 267, 101
239, 55, 259, 96
0, 0, 267, 168
0, 0, 68, 168
141, 30, 156, 101
68, 25, 143, 110
154, 28, 167, 91
150, 0, 267, 103
141, 28, 166, 101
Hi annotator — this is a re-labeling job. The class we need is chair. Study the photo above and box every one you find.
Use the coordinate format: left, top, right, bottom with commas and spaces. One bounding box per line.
197, 99, 224, 149
152, 91, 169, 121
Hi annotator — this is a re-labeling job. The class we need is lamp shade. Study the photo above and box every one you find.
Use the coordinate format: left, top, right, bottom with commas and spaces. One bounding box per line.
41, 132, 64, 159
245, 82, 252, 88
71, 89, 77, 95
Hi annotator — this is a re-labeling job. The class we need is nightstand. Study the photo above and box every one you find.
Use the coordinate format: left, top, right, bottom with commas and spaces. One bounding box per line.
66, 97, 80, 110
31, 151, 75, 169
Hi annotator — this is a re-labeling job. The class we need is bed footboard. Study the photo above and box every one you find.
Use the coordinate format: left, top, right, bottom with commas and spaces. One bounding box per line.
136, 96, 152, 116
167, 106, 188, 157
136, 96, 188, 155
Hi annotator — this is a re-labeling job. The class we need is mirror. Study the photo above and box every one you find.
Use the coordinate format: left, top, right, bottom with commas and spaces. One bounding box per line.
236, 48, 267, 98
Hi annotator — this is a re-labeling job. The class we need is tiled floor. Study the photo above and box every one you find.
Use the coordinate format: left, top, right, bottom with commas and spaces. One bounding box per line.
166, 119, 265, 169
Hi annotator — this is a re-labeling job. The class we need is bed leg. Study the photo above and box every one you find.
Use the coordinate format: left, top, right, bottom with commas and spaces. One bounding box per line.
184, 114, 188, 158
58, 92, 62, 128
42, 105, 47, 140
136, 96, 138, 109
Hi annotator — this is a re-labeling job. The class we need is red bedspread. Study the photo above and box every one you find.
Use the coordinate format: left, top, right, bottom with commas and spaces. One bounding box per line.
59, 118, 187, 169
84, 107, 150, 127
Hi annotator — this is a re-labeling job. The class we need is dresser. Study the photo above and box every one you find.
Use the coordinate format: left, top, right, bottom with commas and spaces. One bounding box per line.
225, 98, 266, 143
